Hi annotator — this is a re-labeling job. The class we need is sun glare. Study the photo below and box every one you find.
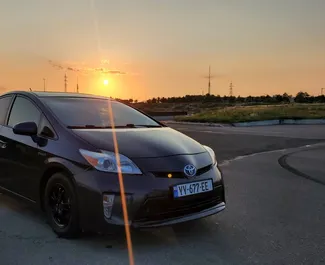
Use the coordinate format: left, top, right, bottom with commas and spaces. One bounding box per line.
103, 79, 109, 86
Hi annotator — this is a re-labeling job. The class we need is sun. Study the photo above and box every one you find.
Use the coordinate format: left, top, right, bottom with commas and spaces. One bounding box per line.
103, 79, 109, 86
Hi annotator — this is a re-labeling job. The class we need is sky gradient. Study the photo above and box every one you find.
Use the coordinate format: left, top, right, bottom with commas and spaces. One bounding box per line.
0, 0, 325, 100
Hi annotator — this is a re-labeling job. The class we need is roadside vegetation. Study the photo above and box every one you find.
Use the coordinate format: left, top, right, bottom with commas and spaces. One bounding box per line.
127, 91, 325, 114
175, 104, 325, 123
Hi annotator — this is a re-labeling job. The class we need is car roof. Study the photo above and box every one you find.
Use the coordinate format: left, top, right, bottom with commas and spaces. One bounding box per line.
1, 90, 112, 100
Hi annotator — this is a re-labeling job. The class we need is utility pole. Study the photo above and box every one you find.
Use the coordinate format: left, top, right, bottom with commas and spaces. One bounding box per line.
322, 88, 324, 96
229, 81, 233, 97
43, 78, 46, 92
208, 65, 211, 95
64, 74, 67, 92
203, 65, 216, 95
76, 76, 79, 93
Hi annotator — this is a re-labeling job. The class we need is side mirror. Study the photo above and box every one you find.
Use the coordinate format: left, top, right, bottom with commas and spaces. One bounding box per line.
13, 122, 38, 136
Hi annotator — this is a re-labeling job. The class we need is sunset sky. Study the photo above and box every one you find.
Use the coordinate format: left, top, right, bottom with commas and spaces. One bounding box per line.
0, 0, 325, 100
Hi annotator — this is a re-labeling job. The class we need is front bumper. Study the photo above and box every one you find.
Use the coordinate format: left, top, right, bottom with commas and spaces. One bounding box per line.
74, 164, 225, 233
133, 202, 225, 228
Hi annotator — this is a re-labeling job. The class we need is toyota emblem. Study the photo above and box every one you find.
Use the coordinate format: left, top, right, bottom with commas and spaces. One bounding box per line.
184, 164, 197, 177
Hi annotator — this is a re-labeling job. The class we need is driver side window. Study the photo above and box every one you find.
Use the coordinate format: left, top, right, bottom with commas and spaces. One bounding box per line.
8, 96, 41, 128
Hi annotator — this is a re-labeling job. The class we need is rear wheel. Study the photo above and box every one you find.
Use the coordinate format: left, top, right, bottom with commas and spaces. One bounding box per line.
44, 173, 80, 238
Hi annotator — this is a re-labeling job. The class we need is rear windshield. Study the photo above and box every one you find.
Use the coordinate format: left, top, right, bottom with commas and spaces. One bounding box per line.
41, 97, 161, 128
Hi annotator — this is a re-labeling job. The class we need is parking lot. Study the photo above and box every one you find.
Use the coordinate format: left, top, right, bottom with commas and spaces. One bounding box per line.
1, 124, 325, 265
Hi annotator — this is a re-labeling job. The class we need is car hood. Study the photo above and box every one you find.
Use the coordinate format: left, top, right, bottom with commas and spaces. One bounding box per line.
72, 127, 206, 158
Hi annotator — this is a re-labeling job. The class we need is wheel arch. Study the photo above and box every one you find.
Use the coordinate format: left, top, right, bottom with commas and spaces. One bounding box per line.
39, 162, 77, 211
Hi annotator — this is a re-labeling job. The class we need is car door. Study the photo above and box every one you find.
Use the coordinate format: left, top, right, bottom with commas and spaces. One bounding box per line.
0, 95, 14, 189
1, 95, 43, 201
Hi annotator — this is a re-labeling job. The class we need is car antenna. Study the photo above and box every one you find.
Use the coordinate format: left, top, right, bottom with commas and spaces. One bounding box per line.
29, 88, 32, 91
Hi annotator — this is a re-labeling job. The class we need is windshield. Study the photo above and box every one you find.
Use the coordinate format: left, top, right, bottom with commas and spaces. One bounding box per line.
41, 97, 161, 128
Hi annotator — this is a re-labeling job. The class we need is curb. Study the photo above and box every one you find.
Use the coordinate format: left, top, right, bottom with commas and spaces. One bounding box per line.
233, 119, 325, 127
162, 121, 230, 127
163, 119, 325, 127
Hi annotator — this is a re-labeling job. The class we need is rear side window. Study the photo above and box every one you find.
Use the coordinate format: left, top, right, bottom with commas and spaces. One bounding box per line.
8, 96, 41, 127
0, 96, 12, 125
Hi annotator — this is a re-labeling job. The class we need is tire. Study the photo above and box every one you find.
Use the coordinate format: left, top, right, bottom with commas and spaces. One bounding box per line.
44, 172, 80, 238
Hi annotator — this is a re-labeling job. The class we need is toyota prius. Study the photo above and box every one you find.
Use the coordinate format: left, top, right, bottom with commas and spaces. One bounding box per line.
0, 91, 225, 238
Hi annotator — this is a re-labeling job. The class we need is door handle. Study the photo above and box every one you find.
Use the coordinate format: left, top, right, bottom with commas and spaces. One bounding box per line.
0, 140, 7, 149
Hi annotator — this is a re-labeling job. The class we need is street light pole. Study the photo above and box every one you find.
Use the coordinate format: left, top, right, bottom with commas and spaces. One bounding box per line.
76, 76, 79, 93
43, 78, 46, 92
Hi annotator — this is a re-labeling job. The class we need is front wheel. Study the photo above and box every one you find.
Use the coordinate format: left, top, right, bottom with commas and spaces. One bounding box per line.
44, 173, 80, 238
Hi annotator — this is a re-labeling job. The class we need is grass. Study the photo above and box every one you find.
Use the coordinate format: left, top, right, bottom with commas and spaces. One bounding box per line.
175, 104, 325, 123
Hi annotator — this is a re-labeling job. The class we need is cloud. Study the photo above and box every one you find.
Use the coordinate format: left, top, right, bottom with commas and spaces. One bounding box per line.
92, 67, 126, 75
62, 60, 87, 66
102, 70, 126, 75
67, 67, 80, 72
48, 60, 64, 70
48, 60, 127, 75
100, 59, 110, 65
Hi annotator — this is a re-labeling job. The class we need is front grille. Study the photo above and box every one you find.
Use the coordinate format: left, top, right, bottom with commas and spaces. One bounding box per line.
153, 164, 212, 179
133, 185, 224, 222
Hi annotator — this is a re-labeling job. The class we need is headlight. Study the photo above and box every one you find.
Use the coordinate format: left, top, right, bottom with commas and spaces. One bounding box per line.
79, 149, 142, 174
203, 145, 217, 165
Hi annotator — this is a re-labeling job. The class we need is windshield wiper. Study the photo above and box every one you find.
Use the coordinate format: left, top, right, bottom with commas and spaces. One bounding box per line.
67, 125, 113, 129
124, 124, 162, 128
67, 124, 162, 129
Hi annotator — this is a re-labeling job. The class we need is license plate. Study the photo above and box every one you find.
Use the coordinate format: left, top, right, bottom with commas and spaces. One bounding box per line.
173, 179, 213, 198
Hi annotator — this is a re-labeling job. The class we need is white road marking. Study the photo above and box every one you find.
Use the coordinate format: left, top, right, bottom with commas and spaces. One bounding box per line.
219, 143, 320, 167
174, 124, 325, 139
176, 127, 321, 139
181, 129, 295, 138
219, 148, 287, 166
199, 130, 216, 133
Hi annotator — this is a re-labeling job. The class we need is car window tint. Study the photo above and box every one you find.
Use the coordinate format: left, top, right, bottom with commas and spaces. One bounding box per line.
8, 97, 41, 127
42, 97, 160, 127
0, 96, 12, 125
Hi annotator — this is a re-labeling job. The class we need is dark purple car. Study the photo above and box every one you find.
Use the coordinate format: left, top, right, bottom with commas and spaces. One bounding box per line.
0, 91, 225, 238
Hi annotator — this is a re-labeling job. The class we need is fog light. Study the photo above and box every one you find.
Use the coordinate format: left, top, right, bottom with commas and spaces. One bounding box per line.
103, 194, 115, 219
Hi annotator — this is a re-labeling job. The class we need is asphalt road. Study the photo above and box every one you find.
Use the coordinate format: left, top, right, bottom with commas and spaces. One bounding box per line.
1, 124, 325, 265
171, 124, 324, 163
